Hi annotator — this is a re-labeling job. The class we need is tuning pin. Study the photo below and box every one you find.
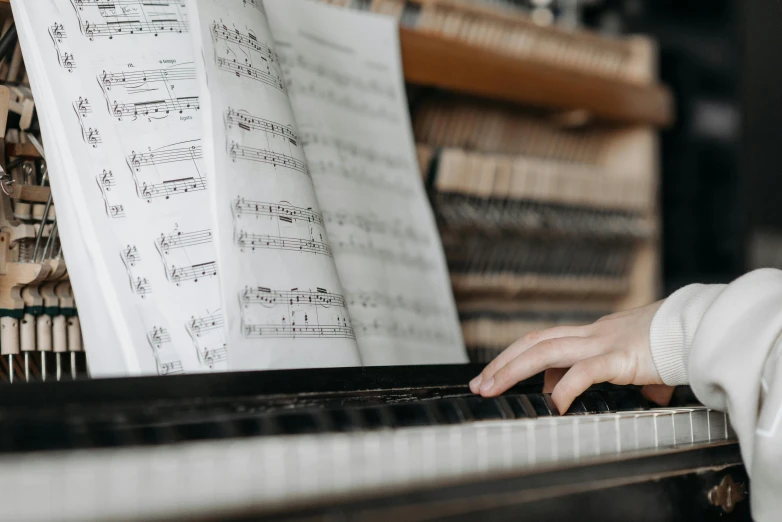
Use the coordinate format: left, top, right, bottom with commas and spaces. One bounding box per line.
55, 352, 61, 381
40, 352, 46, 382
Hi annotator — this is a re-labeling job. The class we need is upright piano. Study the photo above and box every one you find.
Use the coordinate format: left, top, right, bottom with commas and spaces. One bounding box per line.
0, 364, 750, 521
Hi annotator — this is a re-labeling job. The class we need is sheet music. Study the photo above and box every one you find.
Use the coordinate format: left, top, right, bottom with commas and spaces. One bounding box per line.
13, 0, 227, 375
189, 0, 361, 368
14, 1, 127, 374
264, 0, 467, 364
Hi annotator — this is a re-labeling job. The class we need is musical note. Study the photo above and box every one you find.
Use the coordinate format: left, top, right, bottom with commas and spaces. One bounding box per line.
111, 97, 200, 120
128, 144, 203, 171
347, 292, 447, 318
352, 318, 454, 344
323, 210, 430, 246
241, 287, 347, 308
332, 234, 435, 271
167, 261, 217, 285
187, 313, 224, 335
137, 176, 207, 202
239, 286, 355, 340
309, 157, 412, 195
70, 0, 189, 41
235, 231, 332, 257
300, 129, 408, 170
242, 0, 266, 12
286, 53, 396, 101
228, 142, 308, 176
211, 22, 285, 91
215, 57, 285, 91
285, 75, 399, 123
100, 65, 196, 91
232, 198, 324, 226
156, 229, 213, 254
243, 324, 355, 339
225, 108, 299, 145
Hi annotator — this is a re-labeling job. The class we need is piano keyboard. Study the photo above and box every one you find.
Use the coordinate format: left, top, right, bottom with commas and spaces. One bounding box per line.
0, 365, 737, 521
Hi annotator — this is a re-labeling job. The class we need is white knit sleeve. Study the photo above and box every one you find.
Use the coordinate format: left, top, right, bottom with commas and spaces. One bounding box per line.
650, 269, 782, 521
649, 283, 726, 385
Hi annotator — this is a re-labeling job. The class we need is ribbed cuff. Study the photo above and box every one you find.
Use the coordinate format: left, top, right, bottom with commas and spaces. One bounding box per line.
649, 283, 726, 386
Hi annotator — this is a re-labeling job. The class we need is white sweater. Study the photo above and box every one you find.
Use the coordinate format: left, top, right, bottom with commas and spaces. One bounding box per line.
650, 268, 782, 521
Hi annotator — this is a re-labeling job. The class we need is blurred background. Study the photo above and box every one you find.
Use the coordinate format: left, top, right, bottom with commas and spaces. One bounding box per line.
325, 0, 752, 362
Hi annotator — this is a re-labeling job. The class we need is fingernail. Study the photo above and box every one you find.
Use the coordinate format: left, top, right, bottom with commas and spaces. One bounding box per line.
469, 375, 482, 392
479, 377, 494, 394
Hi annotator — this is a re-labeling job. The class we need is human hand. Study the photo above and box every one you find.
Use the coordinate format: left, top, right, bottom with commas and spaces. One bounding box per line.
469, 301, 674, 414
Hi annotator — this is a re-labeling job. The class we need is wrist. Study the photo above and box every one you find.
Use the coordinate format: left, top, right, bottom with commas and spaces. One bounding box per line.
649, 284, 726, 386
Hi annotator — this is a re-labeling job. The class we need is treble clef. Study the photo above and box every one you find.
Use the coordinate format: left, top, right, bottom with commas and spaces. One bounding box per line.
136, 278, 148, 298
100, 169, 111, 189
84, 21, 95, 41
51, 23, 64, 42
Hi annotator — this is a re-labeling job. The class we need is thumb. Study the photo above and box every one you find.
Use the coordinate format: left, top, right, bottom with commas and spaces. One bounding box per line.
641, 384, 675, 406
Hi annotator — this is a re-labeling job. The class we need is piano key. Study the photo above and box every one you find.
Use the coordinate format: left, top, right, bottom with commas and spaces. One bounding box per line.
0, 407, 735, 522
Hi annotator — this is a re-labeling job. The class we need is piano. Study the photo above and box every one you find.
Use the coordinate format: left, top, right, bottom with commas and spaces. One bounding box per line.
0, 364, 749, 521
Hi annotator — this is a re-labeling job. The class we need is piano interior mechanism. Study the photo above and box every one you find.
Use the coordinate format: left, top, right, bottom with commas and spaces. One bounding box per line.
0, 365, 748, 521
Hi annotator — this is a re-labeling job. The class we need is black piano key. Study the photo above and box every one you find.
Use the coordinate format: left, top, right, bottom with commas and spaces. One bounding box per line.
389, 402, 435, 427
233, 417, 266, 437
428, 399, 468, 424
463, 397, 507, 421
174, 419, 238, 442
137, 424, 177, 446
14, 423, 72, 452
328, 408, 365, 432
503, 395, 538, 419
356, 406, 395, 429
526, 393, 560, 416
565, 398, 588, 415
584, 390, 614, 412
611, 389, 650, 411
577, 392, 600, 413
274, 412, 323, 435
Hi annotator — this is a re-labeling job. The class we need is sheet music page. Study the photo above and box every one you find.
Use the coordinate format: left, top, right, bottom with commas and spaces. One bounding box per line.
188, 0, 361, 369
13, 0, 126, 375
13, 0, 228, 375
263, 0, 467, 364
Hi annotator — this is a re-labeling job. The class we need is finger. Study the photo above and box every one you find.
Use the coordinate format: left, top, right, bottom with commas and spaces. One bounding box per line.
470, 326, 589, 393
479, 336, 601, 397
642, 384, 675, 406
551, 353, 623, 414
543, 368, 568, 393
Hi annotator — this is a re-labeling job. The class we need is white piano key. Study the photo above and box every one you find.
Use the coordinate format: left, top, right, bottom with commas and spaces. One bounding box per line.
0, 407, 737, 522
673, 409, 695, 445
598, 414, 620, 455
708, 410, 728, 441
654, 411, 676, 446
691, 409, 710, 443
